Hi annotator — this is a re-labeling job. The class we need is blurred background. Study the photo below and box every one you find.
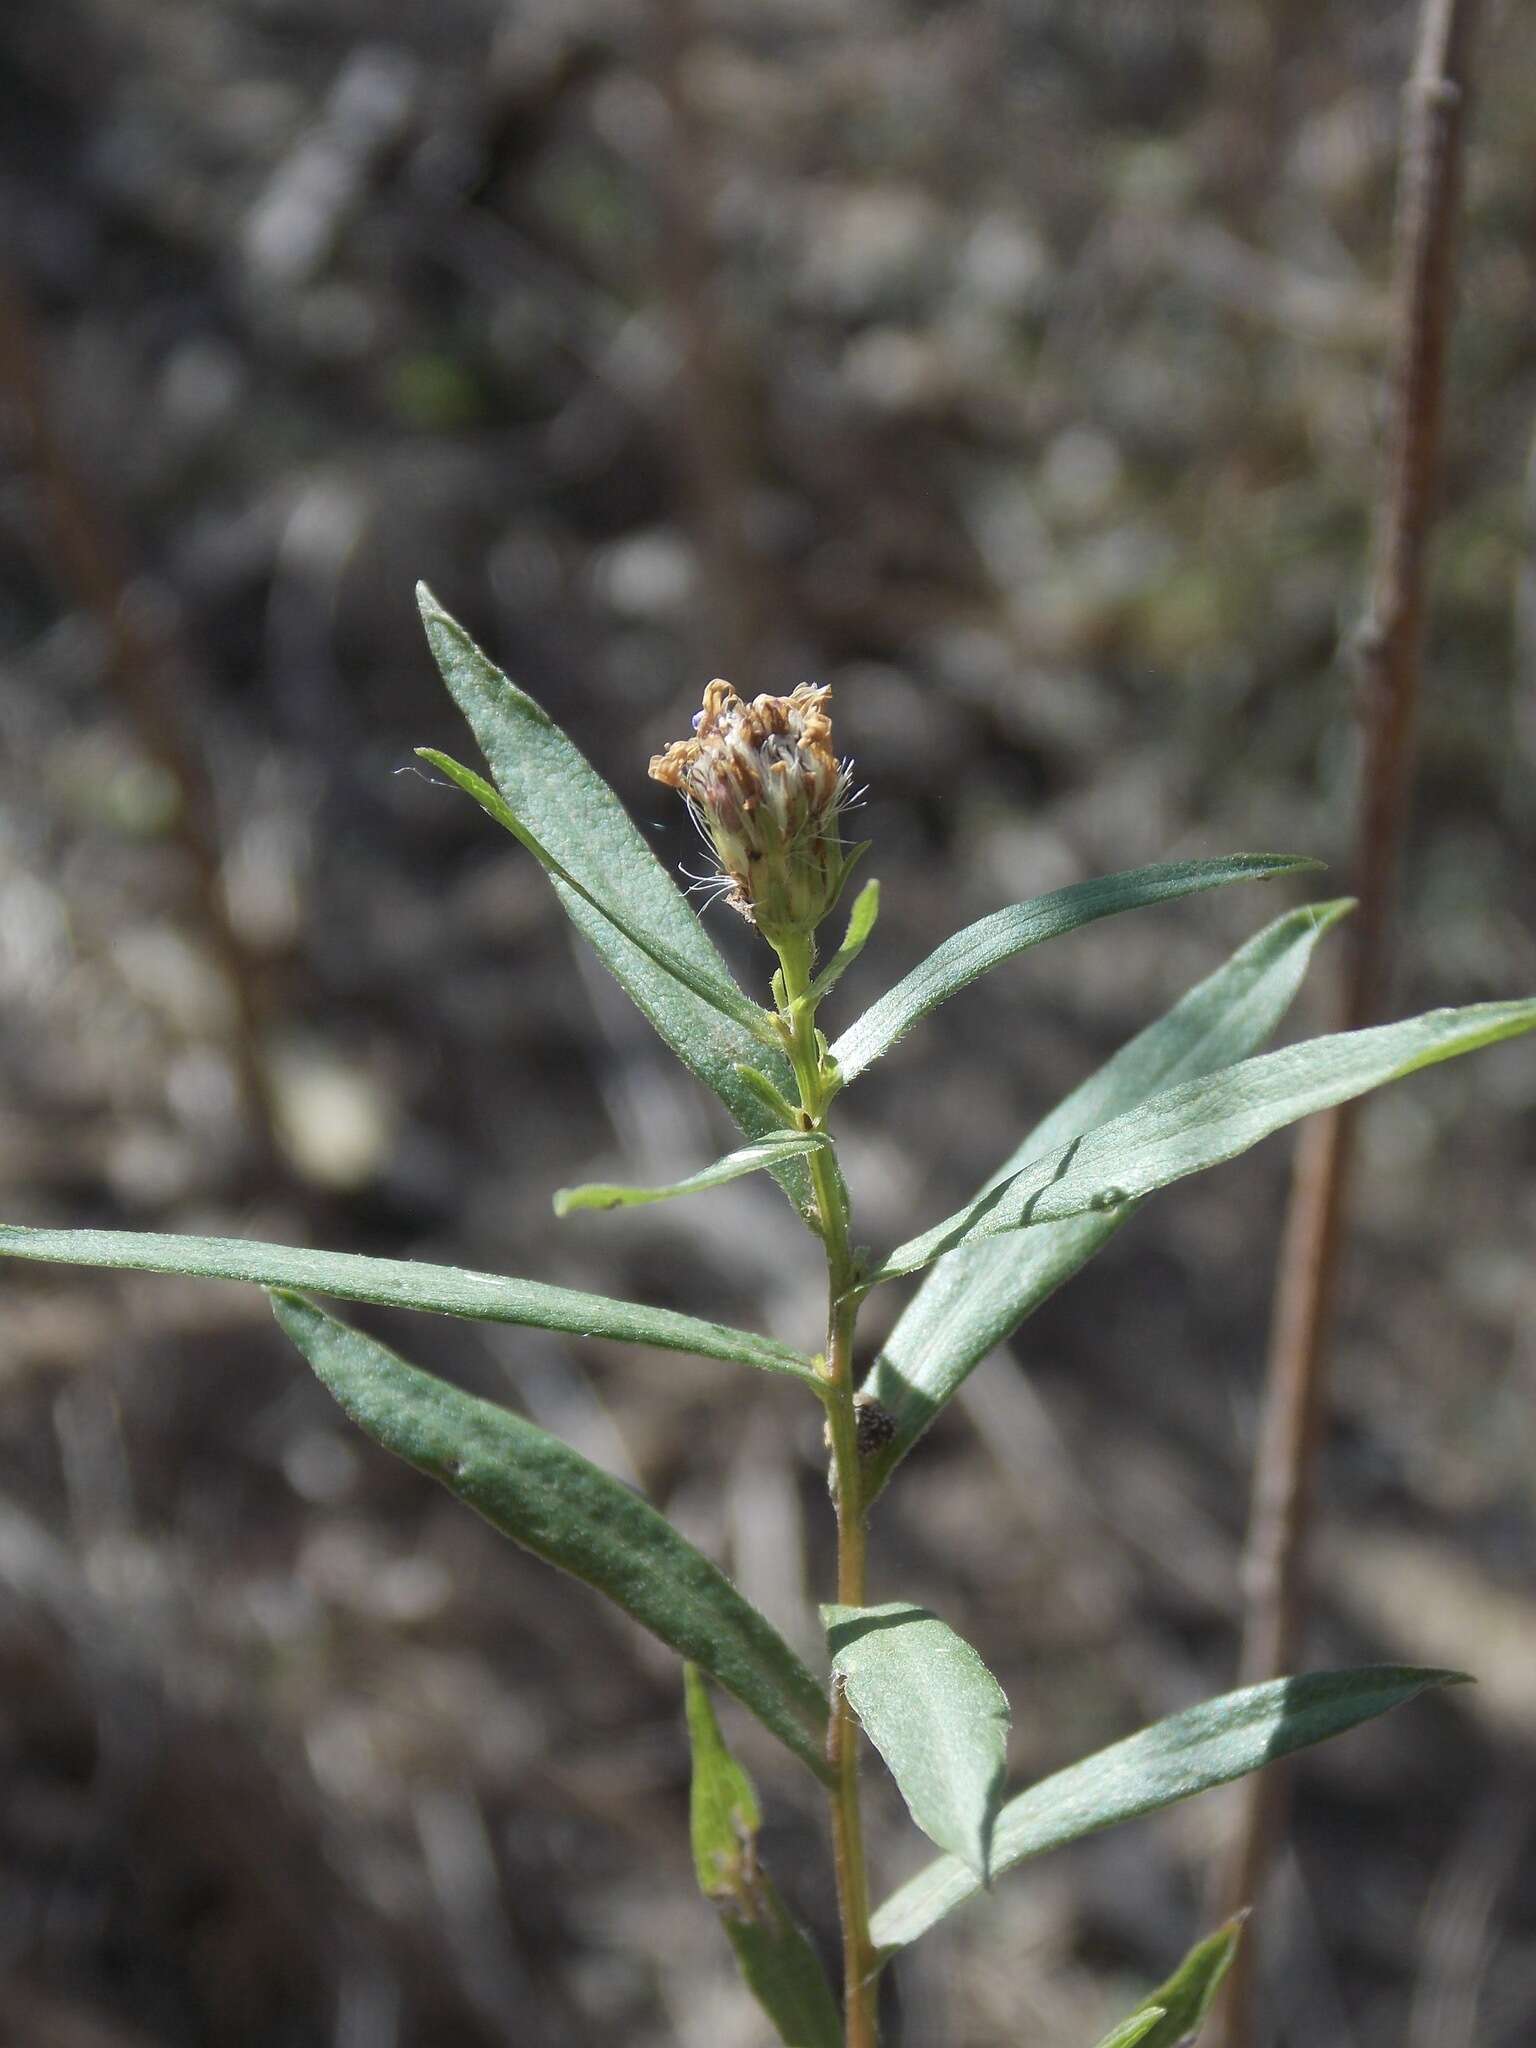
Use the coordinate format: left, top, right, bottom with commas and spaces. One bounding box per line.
2, 2, 1535, 2043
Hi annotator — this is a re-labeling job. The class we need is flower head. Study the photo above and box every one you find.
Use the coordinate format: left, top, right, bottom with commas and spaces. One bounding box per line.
650, 680, 853, 944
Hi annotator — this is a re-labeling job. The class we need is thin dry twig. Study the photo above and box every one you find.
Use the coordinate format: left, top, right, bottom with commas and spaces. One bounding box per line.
650, 0, 765, 681
1210, 4, 1481, 2041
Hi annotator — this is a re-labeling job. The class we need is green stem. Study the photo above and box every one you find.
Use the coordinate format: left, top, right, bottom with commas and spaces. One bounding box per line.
774, 934, 877, 2048
824, 1292, 876, 2048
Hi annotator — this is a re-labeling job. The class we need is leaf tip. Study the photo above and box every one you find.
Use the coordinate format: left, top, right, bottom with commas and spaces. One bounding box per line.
416, 582, 474, 665
1385, 1664, 1474, 1695
1235, 851, 1326, 879
552, 1185, 625, 1217
267, 1286, 320, 1342
1309, 894, 1356, 930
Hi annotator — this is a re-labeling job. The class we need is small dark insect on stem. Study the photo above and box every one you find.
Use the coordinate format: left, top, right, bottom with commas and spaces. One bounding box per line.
1210, 4, 1480, 2041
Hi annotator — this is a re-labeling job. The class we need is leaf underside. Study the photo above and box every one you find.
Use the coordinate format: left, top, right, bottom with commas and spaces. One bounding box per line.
272, 1293, 833, 1779
861, 899, 1351, 1498
0, 1224, 816, 1384
830, 855, 1320, 1083
876, 997, 1536, 1281
418, 746, 767, 1035
869, 1666, 1466, 1953
824, 1602, 1010, 1881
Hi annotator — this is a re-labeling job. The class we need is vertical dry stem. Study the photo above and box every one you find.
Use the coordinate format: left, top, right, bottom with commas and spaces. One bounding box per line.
651, 0, 764, 681
0, 266, 279, 1165
1212, 4, 1480, 2041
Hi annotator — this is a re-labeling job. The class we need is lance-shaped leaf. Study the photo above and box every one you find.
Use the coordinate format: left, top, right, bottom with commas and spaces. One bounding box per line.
806, 879, 880, 1009
1093, 1919, 1245, 2048
869, 1666, 1465, 1953
734, 1063, 803, 1128
860, 900, 1351, 1498
272, 1293, 832, 1777
417, 588, 814, 1217
419, 748, 771, 1036
829, 856, 1319, 1084
824, 1603, 1010, 1882
875, 998, 1536, 1283
0, 1225, 818, 1385
685, 1666, 842, 2048
555, 1132, 829, 1217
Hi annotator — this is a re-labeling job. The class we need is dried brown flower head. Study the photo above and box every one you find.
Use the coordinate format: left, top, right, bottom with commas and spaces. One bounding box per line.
650, 680, 854, 944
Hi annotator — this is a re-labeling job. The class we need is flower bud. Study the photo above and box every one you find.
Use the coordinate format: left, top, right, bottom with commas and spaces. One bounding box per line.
650, 680, 852, 945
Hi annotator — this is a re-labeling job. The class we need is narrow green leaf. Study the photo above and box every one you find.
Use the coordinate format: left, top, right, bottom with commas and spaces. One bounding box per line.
829, 856, 1320, 1084
869, 1666, 1466, 1953
876, 998, 1536, 1283
417, 588, 814, 1218
272, 1293, 832, 1778
734, 1064, 803, 1128
686, 1662, 763, 1885
685, 1667, 842, 2048
721, 1892, 844, 2045
1093, 2013, 1165, 2048
806, 879, 880, 1008
860, 901, 1351, 1498
824, 1602, 1010, 1881
0, 1225, 818, 1385
1098, 1919, 1245, 2048
555, 1132, 829, 1217
419, 748, 772, 1037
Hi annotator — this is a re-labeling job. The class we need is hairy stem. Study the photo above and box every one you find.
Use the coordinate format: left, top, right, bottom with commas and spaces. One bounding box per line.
775, 935, 878, 2048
